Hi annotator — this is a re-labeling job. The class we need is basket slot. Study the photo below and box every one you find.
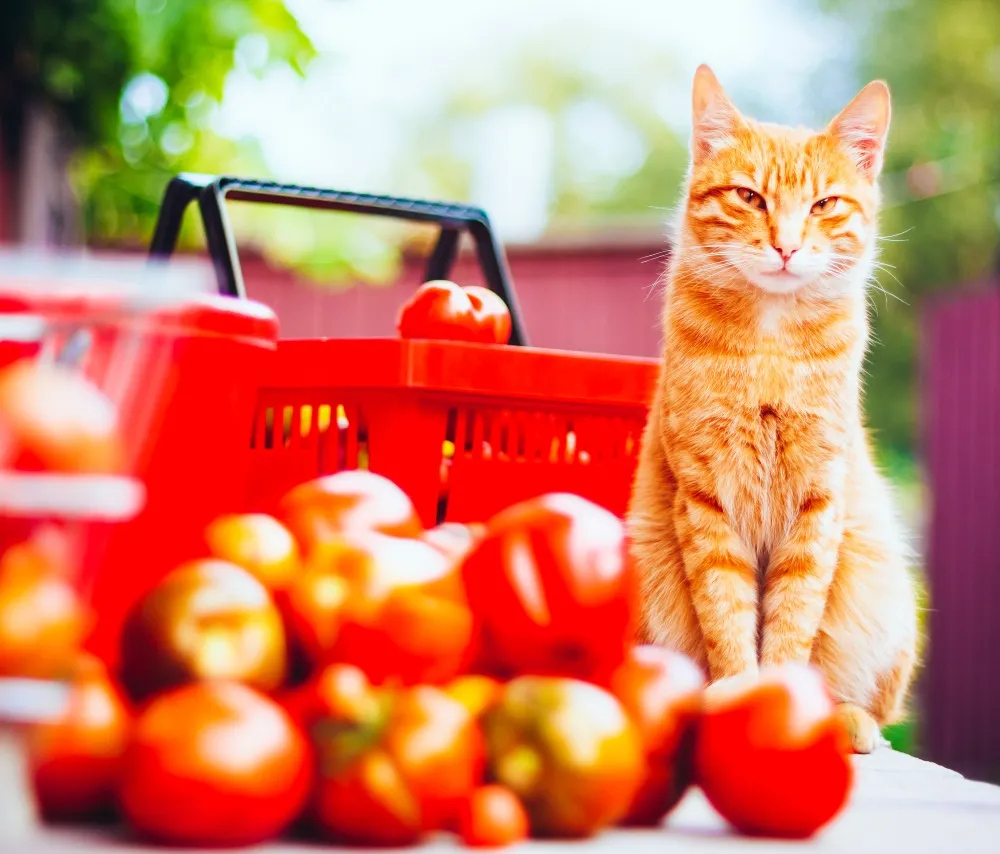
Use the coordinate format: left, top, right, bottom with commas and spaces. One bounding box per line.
470, 409, 486, 459
491, 411, 508, 461
519, 410, 539, 462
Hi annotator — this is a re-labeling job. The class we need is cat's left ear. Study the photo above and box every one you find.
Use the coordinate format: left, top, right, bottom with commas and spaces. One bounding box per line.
827, 81, 891, 179
691, 65, 744, 166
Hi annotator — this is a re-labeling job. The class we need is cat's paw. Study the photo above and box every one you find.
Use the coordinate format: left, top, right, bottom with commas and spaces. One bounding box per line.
835, 703, 885, 754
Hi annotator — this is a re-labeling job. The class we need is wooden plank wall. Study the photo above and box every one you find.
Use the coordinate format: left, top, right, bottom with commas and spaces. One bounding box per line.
922, 283, 1000, 782
240, 244, 668, 358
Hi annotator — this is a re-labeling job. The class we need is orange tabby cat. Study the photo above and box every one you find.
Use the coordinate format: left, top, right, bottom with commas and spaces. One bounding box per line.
628, 65, 918, 753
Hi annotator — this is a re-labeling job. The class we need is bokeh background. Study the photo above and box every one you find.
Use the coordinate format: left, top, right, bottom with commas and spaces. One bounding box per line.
3, 0, 999, 775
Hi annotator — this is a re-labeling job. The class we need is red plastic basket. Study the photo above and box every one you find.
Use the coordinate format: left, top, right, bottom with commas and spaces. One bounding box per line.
150, 176, 658, 528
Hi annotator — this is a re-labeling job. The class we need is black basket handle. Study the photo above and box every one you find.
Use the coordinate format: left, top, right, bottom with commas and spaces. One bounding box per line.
148, 173, 528, 346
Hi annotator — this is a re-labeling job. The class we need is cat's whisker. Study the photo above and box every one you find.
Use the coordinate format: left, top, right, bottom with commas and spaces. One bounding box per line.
877, 227, 915, 243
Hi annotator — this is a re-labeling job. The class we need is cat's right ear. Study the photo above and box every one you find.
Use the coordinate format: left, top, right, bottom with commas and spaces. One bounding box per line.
691, 64, 742, 166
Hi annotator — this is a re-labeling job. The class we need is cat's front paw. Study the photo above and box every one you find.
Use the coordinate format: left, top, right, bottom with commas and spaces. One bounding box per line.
835, 703, 886, 754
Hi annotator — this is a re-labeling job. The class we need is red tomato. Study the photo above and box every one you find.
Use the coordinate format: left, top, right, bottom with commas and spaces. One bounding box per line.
290, 664, 485, 845
0, 360, 123, 473
119, 560, 287, 702
205, 513, 300, 591
29, 653, 131, 822
279, 470, 422, 554
458, 785, 529, 848
0, 528, 89, 679
397, 280, 512, 345
118, 682, 311, 846
694, 664, 853, 838
610, 645, 705, 826
460, 493, 636, 685
284, 532, 472, 685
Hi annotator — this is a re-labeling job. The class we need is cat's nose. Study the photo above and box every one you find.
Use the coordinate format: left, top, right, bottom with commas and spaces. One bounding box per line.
773, 244, 800, 265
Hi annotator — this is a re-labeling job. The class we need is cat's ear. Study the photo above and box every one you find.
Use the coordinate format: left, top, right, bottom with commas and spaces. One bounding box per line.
827, 81, 891, 178
691, 64, 742, 165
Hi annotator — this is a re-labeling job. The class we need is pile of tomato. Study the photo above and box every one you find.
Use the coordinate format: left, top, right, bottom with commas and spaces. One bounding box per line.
3, 283, 855, 848
22, 468, 855, 848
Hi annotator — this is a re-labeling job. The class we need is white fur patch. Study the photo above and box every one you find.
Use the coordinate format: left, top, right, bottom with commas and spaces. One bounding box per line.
759, 298, 788, 334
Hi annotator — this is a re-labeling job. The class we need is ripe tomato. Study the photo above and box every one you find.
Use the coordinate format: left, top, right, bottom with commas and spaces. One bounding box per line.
118, 682, 311, 846
283, 532, 472, 685
458, 785, 529, 848
279, 470, 422, 554
460, 493, 636, 685
483, 676, 643, 837
289, 664, 484, 845
0, 360, 123, 473
119, 559, 286, 702
694, 664, 853, 838
0, 528, 89, 679
397, 280, 512, 345
610, 645, 705, 826
28, 653, 131, 822
204, 513, 299, 591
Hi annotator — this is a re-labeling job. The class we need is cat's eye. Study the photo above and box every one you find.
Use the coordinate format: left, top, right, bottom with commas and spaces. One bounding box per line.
736, 187, 766, 211
812, 197, 839, 214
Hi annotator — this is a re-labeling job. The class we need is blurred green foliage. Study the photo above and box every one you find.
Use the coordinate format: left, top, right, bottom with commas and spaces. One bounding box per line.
1, 0, 314, 246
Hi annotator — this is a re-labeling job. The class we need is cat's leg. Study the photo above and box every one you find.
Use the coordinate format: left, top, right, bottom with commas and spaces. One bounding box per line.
760, 490, 842, 667
672, 484, 759, 683
811, 521, 919, 754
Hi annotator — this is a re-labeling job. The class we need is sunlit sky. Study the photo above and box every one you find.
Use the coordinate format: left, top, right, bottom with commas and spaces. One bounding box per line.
215, 0, 857, 240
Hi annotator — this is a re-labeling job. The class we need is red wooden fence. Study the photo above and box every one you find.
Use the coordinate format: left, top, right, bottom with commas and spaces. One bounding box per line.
240, 241, 667, 358
922, 281, 1000, 782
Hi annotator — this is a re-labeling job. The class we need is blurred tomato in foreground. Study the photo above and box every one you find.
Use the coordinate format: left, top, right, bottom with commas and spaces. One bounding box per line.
694, 664, 853, 838
118, 681, 311, 846
0, 360, 123, 473
458, 785, 529, 848
286, 664, 484, 845
483, 675, 643, 837
461, 493, 636, 685
120, 559, 286, 701
279, 470, 422, 553
611, 645, 705, 826
205, 513, 300, 591
0, 527, 89, 679
285, 531, 472, 685
397, 280, 512, 345
29, 653, 131, 822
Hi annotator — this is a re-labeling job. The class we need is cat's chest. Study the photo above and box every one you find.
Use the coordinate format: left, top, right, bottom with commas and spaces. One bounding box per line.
668, 349, 848, 546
